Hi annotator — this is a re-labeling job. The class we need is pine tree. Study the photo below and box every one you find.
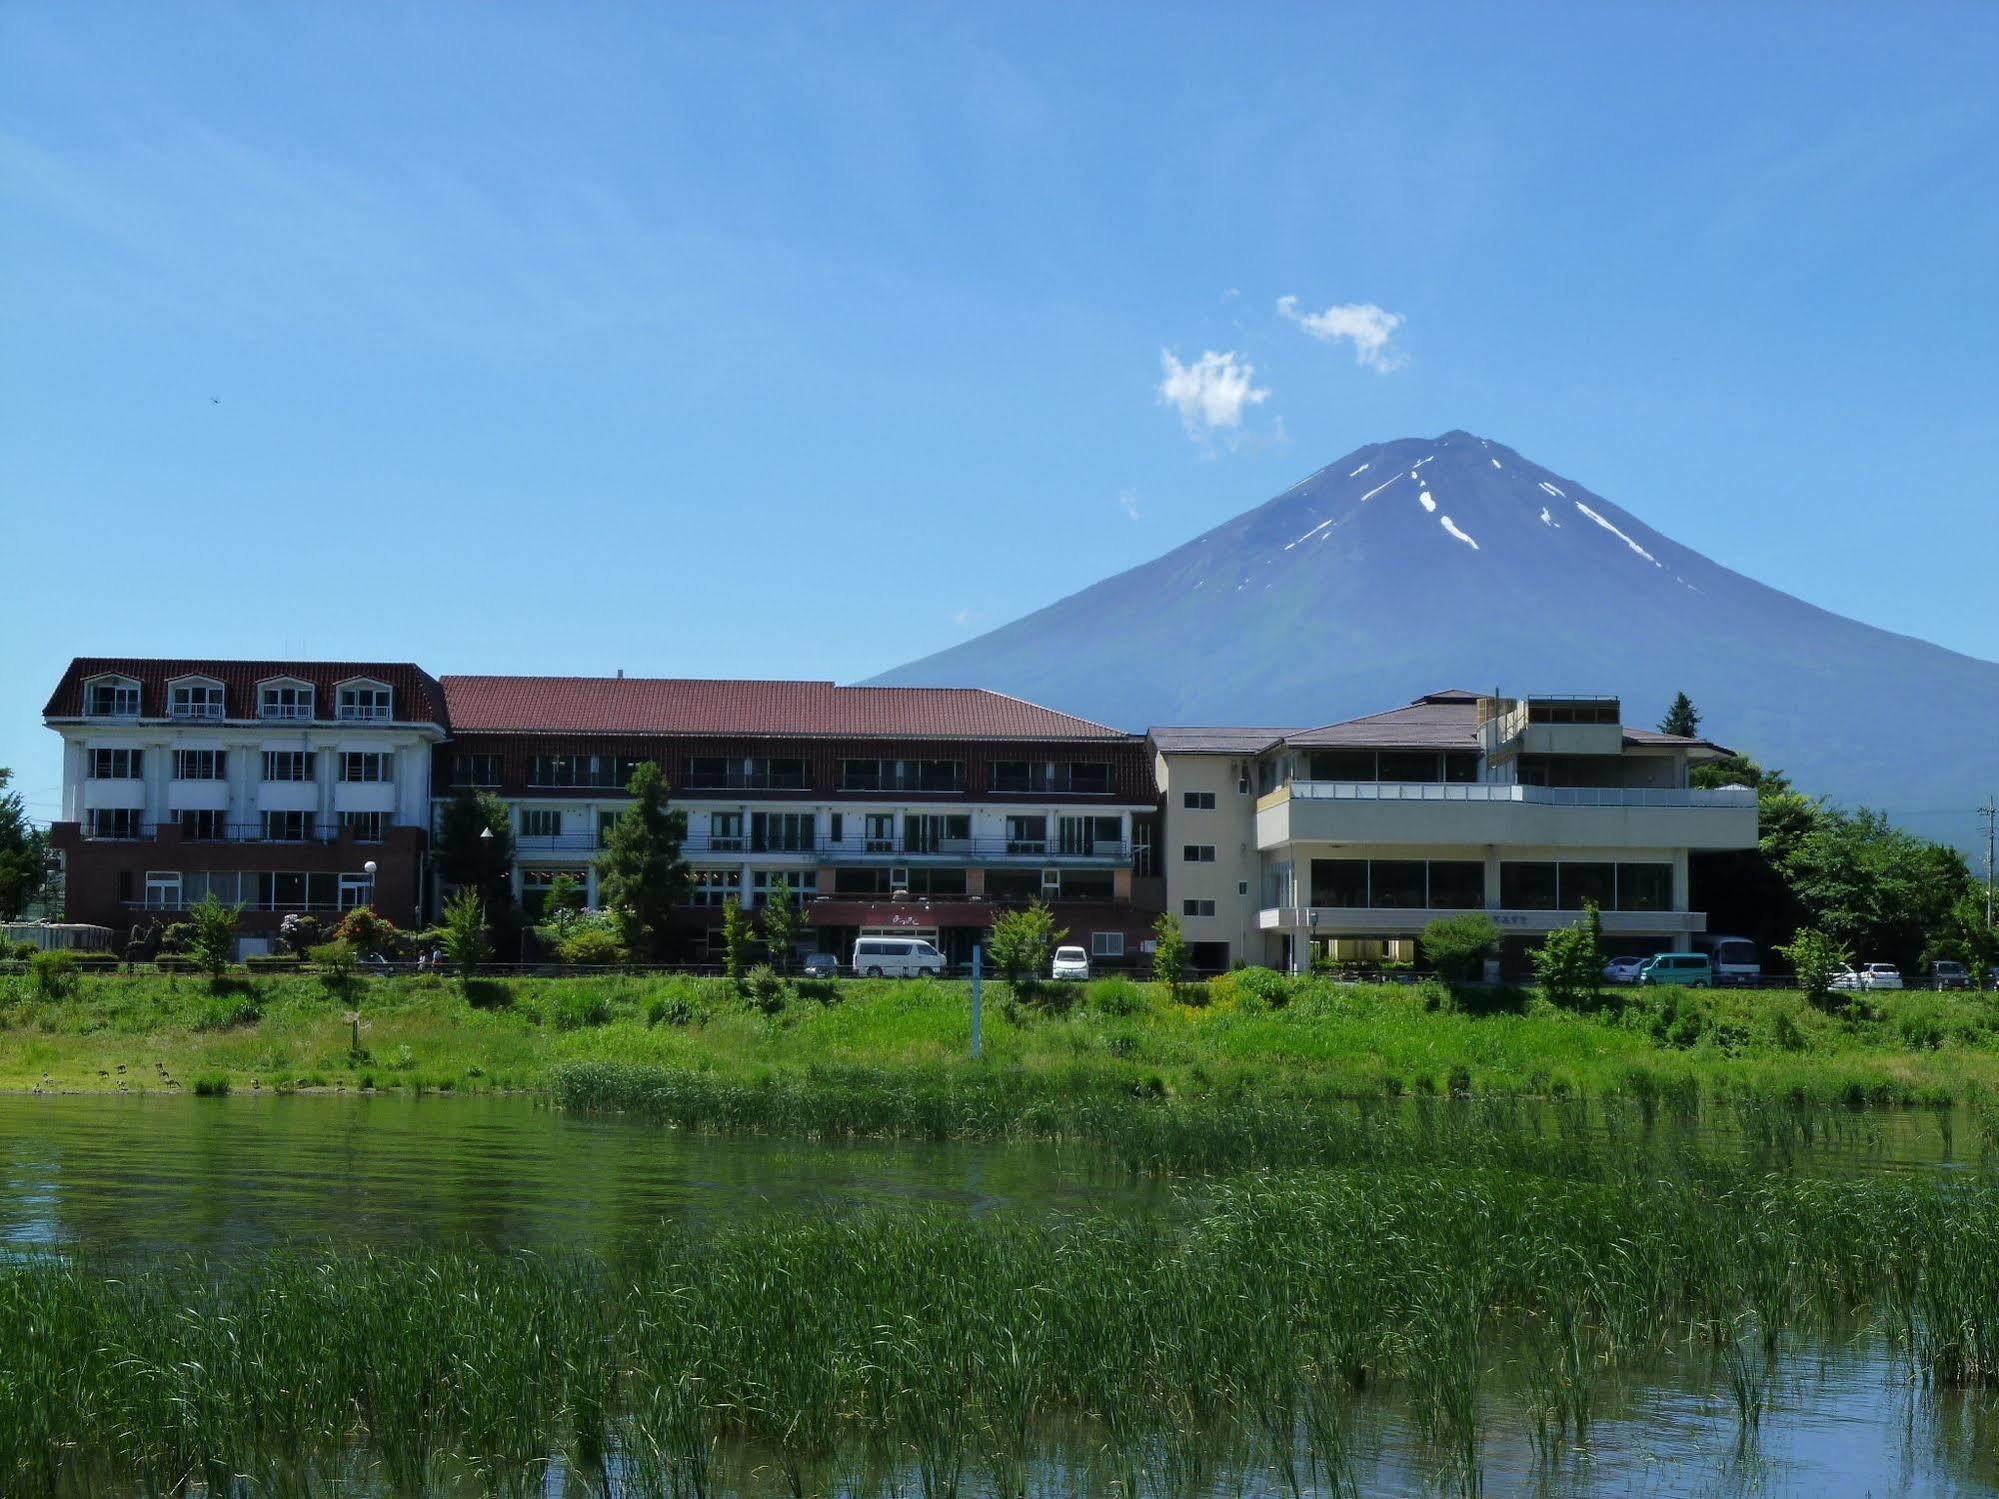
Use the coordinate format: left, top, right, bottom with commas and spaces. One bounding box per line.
595, 762, 691, 961
434, 787, 516, 925
1659, 692, 1702, 739
0, 769, 48, 921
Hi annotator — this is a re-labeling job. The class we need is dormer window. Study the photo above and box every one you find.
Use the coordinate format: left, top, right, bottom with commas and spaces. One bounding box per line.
260, 682, 315, 721
86, 678, 141, 717
169, 681, 225, 720
337, 683, 393, 721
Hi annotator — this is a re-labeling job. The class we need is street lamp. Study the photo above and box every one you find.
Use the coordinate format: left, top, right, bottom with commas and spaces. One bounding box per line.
363, 859, 378, 908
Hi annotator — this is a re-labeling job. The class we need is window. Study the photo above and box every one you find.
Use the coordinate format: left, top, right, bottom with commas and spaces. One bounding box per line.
178, 810, 228, 840
183, 871, 246, 905
1091, 931, 1125, 958
253, 872, 339, 910
906, 814, 972, 853
88, 747, 142, 779
1063, 870, 1114, 899
520, 809, 563, 839
1307, 750, 1376, 781
1309, 859, 1368, 908
170, 682, 224, 719
259, 683, 314, 720
1237, 880, 1249, 896
337, 684, 393, 720
1428, 862, 1485, 910
839, 759, 963, 792
988, 760, 1114, 794
1378, 751, 1441, 784
1499, 862, 1559, 911
1444, 752, 1480, 784
596, 810, 621, 846
1004, 815, 1048, 855
709, 811, 743, 851
88, 808, 144, 838
988, 761, 1035, 794
864, 813, 896, 853
450, 754, 502, 787
262, 750, 317, 782
1068, 762, 1114, 795
1183, 790, 1217, 810
1182, 899, 1217, 918
986, 869, 1044, 900
261, 810, 317, 842
337, 872, 375, 909
338, 751, 392, 783
529, 754, 586, 787
1369, 861, 1428, 909
750, 811, 815, 852
172, 749, 225, 780
689, 870, 737, 908
87, 679, 141, 716
833, 866, 967, 896
683, 757, 808, 790
1557, 862, 1616, 911
141, 871, 183, 910
520, 868, 582, 918
339, 811, 387, 842
1182, 844, 1216, 863
1058, 815, 1122, 855
1616, 863, 1673, 912
750, 869, 816, 907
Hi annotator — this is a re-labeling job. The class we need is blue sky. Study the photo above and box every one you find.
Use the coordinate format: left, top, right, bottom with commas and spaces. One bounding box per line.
4, 3, 1997, 822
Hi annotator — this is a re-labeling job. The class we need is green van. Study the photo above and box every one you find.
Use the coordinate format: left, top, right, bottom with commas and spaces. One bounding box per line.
1637, 952, 1713, 988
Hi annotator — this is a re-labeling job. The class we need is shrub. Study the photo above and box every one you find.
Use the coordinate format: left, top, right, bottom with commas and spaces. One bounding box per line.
550, 991, 614, 1031
8, 939, 39, 961
1532, 906, 1605, 1011
743, 964, 788, 1016
191, 1074, 231, 1097
309, 942, 357, 995
334, 906, 399, 958
277, 912, 324, 959
157, 922, 195, 955
987, 901, 1065, 995
30, 949, 77, 998
794, 978, 842, 1006
1779, 926, 1853, 1012
1086, 975, 1145, 1016
186, 894, 242, 979
1420, 912, 1501, 985
647, 991, 704, 1027
440, 888, 492, 980
1234, 966, 1292, 1009
1151, 912, 1190, 996
559, 925, 625, 966
722, 897, 755, 985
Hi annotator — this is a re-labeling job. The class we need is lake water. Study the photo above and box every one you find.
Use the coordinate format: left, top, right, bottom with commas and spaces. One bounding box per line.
4, 1094, 1997, 1495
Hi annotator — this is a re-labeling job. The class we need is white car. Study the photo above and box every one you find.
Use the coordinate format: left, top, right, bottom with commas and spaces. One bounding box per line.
1857, 963, 1903, 991
1601, 956, 1646, 984
1827, 965, 1864, 991
1051, 945, 1091, 981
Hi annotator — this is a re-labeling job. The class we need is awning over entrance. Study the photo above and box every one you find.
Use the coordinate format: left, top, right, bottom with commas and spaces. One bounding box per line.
807, 898, 996, 930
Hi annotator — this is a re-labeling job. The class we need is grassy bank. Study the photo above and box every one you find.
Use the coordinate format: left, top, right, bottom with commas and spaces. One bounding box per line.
4, 968, 1999, 1112
8, 1161, 1999, 1495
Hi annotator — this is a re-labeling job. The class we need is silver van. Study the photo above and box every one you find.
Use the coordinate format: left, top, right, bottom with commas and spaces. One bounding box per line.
851, 936, 946, 979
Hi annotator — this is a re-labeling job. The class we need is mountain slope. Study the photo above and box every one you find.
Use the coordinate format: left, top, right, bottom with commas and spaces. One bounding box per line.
869, 431, 1998, 849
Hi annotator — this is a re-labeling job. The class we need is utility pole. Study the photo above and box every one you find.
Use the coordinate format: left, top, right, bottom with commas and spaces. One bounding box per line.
1982, 798, 1998, 930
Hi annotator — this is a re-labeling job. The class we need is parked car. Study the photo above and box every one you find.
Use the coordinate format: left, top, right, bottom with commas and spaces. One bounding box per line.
1857, 963, 1903, 991
1931, 960, 1970, 991
1601, 956, 1647, 984
850, 937, 945, 979
801, 952, 839, 979
1828, 964, 1864, 991
1051, 945, 1090, 981
1636, 952, 1713, 988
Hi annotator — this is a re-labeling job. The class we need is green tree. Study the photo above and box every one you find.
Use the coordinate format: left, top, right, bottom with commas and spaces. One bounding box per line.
721, 896, 754, 984
1420, 912, 1501, 985
594, 762, 691, 961
440, 887, 491, 980
1151, 911, 1190, 997
310, 941, 357, 1000
433, 788, 516, 927
186, 893, 242, 980
986, 900, 1065, 995
1782, 808, 1969, 971
1532, 903, 1605, 1009
543, 873, 586, 931
1778, 925, 1852, 1010
759, 877, 800, 972
1658, 692, 1702, 739
0, 769, 48, 921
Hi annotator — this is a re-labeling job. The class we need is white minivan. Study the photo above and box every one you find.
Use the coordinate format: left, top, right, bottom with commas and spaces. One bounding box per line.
851, 936, 946, 979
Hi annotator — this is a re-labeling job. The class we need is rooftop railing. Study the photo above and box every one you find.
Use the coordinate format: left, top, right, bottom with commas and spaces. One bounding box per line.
1285, 781, 1755, 808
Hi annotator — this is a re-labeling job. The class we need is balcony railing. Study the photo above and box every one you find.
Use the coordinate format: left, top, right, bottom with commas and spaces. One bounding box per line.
511, 831, 1134, 863
260, 704, 314, 721
337, 705, 392, 720
82, 821, 384, 846
1261, 905, 1704, 935
169, 704, 225, 721
1285, 781, 1755, 808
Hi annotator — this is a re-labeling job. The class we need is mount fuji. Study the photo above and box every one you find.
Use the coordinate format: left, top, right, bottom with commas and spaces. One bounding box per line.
869, 431, 1998, 850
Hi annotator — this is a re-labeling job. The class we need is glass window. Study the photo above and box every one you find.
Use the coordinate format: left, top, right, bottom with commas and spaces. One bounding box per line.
988, 761, 1034, 793
1427, 861, 1485, 910
88, 748, 142, 779
1616, 863, 1673, 912
750, 869, 816, 907
1306, 750, 1375, 781
1310, 859, 1368, 908
1369, 860, 1428, 908
261, 811, 316, 842
520, 809, 562, 838
750, 812, 815, 852
1500, 862, 1558, 910
1091, 932, 1125, 957
339, 811, 387, 842
1063, 870, 1114, 900
450, 753, 501, 787
1067, 762, 1114, 794
688, 869, 737, 908
1181, 844, 1216, 863
987, 869, 1044, 900
337, 872, 376, 909
1378, 752, 1441, 783
259, 683, 314, 720
1183, 790, 1217, 810
88, 680, 141, 716
338, 751, 392, 783
170, 682, 224, 719
1557, 862, 1616, 911
1444, 752, 1480, 784
261, 750, 316, 782
1004, 815, 1047, 854
171, 749, 225, 780
89, 807, 144, 838
1181, 898, 1216, 917
178, 810, 228, 840
337, 685, 392, 720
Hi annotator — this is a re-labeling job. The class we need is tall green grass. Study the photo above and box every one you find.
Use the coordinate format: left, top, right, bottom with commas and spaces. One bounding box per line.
7, 1163, 1999, 1495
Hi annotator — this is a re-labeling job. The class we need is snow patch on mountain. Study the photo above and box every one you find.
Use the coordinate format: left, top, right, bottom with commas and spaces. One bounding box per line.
1574, 502, 1660, 565
1440, 515, 1479, 549
1418, 490, 1437, 513
1539, 481, 1567, 499
1359, 475, 1399, 502
1348, 463, 1370, 477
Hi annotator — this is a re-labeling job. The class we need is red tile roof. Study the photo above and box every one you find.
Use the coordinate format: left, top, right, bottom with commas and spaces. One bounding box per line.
439, 676, 1132, 741
43, 658, 449, 725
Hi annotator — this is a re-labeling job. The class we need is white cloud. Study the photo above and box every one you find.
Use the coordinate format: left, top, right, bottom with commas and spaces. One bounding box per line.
951, 607, 972, 626
1276, 295, 1408, 372
1118, 490, 1141, 521
1156, 349, 1271, 439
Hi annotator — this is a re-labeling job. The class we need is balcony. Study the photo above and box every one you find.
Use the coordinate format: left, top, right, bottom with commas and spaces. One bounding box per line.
1260, 906, 1705, 937
511, 832, 1134, 864
1259, 781, 1757, 852
337, 705, 392, 721
82, 821, 346, 845
169, 704, 225, 721
260, 704, 314, 722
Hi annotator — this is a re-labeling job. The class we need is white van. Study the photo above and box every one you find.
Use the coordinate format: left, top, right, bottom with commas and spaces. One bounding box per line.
851, 937, 946, 979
